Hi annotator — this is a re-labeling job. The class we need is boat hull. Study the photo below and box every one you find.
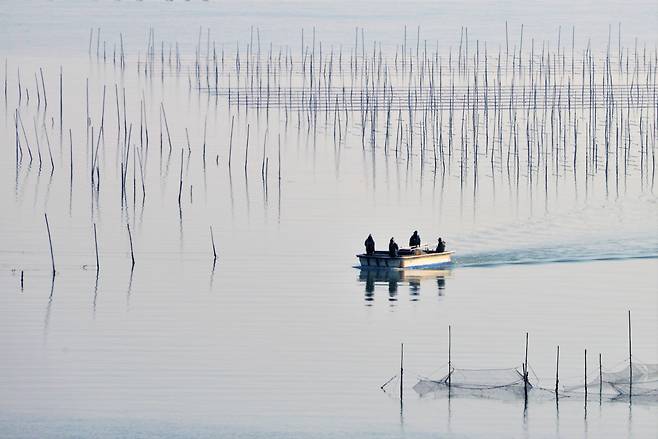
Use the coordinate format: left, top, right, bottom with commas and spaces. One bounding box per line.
357, 251, 454, 269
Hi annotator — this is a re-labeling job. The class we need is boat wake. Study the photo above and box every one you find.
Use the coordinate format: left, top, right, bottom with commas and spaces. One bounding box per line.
451, 196, 658, 268
454, 242, 658, 268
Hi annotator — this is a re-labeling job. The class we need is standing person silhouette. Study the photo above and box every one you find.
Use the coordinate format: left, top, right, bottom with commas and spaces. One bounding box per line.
364, 234, 375, 255
409, 231, 421, 248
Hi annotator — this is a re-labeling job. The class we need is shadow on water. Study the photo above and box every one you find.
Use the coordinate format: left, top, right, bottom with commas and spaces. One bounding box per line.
358, 268, 450, 304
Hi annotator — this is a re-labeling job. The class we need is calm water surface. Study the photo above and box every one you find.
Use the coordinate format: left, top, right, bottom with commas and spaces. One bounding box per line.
1, 1, 657, 438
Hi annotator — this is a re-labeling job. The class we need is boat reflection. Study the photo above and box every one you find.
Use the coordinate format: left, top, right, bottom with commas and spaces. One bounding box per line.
358, 268, 450, 303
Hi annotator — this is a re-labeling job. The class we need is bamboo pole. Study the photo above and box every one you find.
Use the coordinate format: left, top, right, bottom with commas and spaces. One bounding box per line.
399, 342, 404, 401
524, 332, 529, 401
210, 226, 217, 262
228, 116, 234, 168
178, 148, 184, 208
244, 124, 250, 175
599, 353, 603, 400
93, 223, 99, 271
555, 345, 560, 397
44, 214, 55, 276
127, 223, 135, 268
628, 310, 632, 396
59, 67, 63, 137
584, 348, 588, 400
448, 325, 452, 389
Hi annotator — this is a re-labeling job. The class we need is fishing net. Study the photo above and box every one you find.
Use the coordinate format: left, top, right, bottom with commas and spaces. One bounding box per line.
563, 361, 658, 401
414, 366, 532, 399
413, 361, 658, 403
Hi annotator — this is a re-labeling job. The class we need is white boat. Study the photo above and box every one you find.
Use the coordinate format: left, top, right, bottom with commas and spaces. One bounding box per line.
357, 247, 454, 269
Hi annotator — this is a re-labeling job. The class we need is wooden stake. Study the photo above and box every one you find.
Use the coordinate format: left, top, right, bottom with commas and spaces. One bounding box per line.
584, 348, 588, 400
127, 223, 135, 268
555, 345, 560, 396
39, 67, 47, 108
448, 325, 452, 389
44, 213, 55, 276
524, 332, 529, 400
599, 353, 603, 398
628, 310, 632, 395
400, 342, 404, 401
93, 223, 99, 271
161, 103, 173, 152
69, 129, 73, 188
244, 124, 250, 175
178, 148, 184, 207
59, 67, 63, 136
278, 134, 282, 181
228, 116, 234, 168
210, 226, 217, 261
